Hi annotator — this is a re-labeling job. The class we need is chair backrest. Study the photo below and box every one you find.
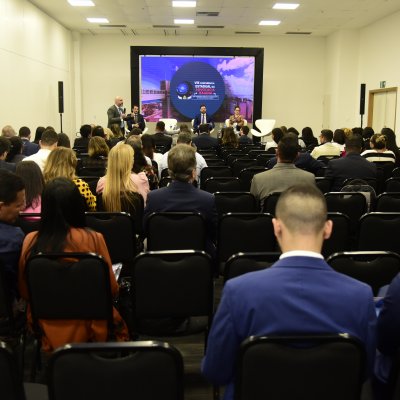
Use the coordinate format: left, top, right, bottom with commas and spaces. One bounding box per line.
392, 168, 400, 178
226, 154, 249, 166
224, 252, 280, 283
238, 167, 268, 191
256, 153, 275, 167
47, 341, 184, 400
202, 177, 242, 193
231, 158, 257, 177
204, 159, 226, 167
77, 166, 105, 177
315, 177, 332, 194
236, 334, 365, 400
215, 192, 257, 215
326, 251, 400, 296
262, 192, 281, 215
317, 155, 340, 164
146, 212, 206, 251
321, 212, 351, 259
200, 166, 232, 188
0, 260, 19, 335
376, 192, 400, 212
85, 212, 137, 263
247, 150, 269, 158
16, 213, 41, 235
0, 342, 26, 400
131, 251, 213, 322
159, 176, 172, 187
25, 253, 114, 337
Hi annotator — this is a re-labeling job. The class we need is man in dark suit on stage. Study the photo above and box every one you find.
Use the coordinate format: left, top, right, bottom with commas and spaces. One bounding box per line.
107, 96, 126, 130
202, 184, 376, 400
192, 124, 219, 150
126, 104, 146, 132
152, 121, 173, 151
325, 135, 377, 191
193, 104, 214, 134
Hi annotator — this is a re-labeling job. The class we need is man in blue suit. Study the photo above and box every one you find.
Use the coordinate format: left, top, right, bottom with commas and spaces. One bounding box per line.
193, 104, 214, 134
202, 184, 376, 400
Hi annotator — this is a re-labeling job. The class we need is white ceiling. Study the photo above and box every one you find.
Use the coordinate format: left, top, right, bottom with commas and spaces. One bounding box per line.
28, 0, 400, 36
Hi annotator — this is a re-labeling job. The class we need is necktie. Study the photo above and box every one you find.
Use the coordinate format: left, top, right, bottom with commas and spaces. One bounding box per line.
134, 114, 138, 123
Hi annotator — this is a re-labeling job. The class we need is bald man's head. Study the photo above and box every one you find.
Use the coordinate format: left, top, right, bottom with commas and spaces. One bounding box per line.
114, 96, 123, 107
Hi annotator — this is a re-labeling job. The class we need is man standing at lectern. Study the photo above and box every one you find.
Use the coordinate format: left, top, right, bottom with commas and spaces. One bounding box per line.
193, 104, 214, 134
107, 96, 127, 130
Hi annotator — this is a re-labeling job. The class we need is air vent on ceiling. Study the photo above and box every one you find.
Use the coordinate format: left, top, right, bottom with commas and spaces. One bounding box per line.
196, 11, 219, 17
99, 24, 127, 28
197, 25, 224, 29
235, 31, 260, 34
286, 31, 312, 35
153, 25, 180, 28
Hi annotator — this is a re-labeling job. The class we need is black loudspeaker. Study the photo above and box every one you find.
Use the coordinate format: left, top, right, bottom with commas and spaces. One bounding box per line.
58, 81, 64, 114
359, 83, 366, 115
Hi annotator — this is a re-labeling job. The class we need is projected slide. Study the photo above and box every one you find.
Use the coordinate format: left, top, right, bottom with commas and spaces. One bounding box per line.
140, 56, 255, 123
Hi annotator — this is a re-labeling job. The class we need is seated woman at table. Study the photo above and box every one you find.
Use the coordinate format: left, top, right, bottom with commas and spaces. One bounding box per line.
228, 106, 245, 132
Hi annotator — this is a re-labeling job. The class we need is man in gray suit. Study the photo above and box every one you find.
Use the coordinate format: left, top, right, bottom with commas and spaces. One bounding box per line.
250, 133, 315, 208
107, 96, 127, 130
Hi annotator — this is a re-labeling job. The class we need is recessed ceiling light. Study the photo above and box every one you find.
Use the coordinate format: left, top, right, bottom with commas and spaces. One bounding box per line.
174, 19, 194, 24
68, 0, 95, 6
259, 20, 281, 26
172, 1, 196, 7
273, 3, 299, 10
87, 17, 109, 23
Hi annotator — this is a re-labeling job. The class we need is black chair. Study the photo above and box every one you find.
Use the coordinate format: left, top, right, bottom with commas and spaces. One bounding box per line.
131, 251, 213, 347
326, 251, 400, 296
200, 166, 232, 188
85, 212, 137, 274
160, 168, 170, 178
204, 159, 226, 167
159, 176, 172, 187
155, 145, 167, 154
226, 154, 249, 166
224, 252, 280, 283
385, 177, 400, 192
238, 167, 267, 191
315, 177, 331, 194
341, 177, 377, 192
202, 177, 242, 193
376, 192, 400, 212
47, 341, 184, 400
392, 167, 400, 178
262, 192, 281, 215
25, 253, 114, 379
256, 153, 275, 167
77, 166, 105, 177
16, 214, 41, 235
358, 212, 400, 253
231, 158, 257, 177
236, 334, 365, 400
146, 212, 206, 251
214, 192, 257, 215
248, 150, 269, 158
321, 212, 352, 259
217, 213, 277, 275
317, 155, 340, 164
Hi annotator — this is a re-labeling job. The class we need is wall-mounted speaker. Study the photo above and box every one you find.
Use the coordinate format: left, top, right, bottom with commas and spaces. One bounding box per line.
359, 83, 366, 115
58, 81, 64, 114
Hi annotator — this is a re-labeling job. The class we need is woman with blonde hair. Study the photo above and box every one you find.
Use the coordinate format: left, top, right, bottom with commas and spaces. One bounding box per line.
96, 144, 149, 210
361, 133, 396, 163
43, 147, 96, 211
81, 136, 109, 173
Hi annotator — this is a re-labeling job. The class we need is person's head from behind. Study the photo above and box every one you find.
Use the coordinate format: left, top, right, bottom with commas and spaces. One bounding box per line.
370, 133, 387, 150
333, 129, 346, 145
179, 124, 190, 133
0, 170, 25, 224
319, 129, 333, 144
352, 127, 363, 137
19, 126, 31, 139
92, 125, 105, 139
381, 128, 398, 152
177, 131, 192, 146
110, 123, 123, 138
88, 136, 109, 158
6, 136, 23, 162
345, 135, 363, 154
221, 127, 238, 147
43, 147, 77, 183
0, 137, 11, 160
273, 185, 332, 253
199, 124, 210, 134
40, 129, 58, 150
79, 124, 92, 139
362, 127, 374, 140
127, 128, 142, 138
1, 125, 16, 138
106, 144, 134, 183
57, 133, 71, 148
287, 127, 300, 136
240, 126, 250, 136
126, 136, 147, 173
276, 133, 299, 163
15, 161, 44, 209
301, 127, 314, 141
34, 126, 45, 143
141, 134, 156, 156
156, 121, 165, 133
168, 144, 196, 183
272, 128, 284, 145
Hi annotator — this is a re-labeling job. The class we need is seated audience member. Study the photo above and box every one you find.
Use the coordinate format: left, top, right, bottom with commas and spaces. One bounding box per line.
300, 126, 318, 149
352, 127, 363, 137
202, 184, 376, 400
0, 137, 16, 172
333, 128, 346, 152
238, 126, 252, 145
6, 136, 26, 164
127, 128, 142, 137
192, 124, 219, 149
81, 136, 108, 173
287, 127, 306, 148
152, 121, 173, 151
265, 127, 284, 152
158, 132, 207, 181
126, 104, 145, 132
361, 133, 396, 163
73, 124, 92, 150
381, 127, 400, 166
228, 105, 245, 132
97, 144, 149, 205
43, 147, 96, 211
33, 126, 45, 145
221, 127, 239, 149
0, 170, 25, 300
179, 124, 191, 133
57, 133, 71, 148
362, 127, 375, 150
144, 144, 217, 251
250, 134, 315, 208
266, 151, 324, 175
19, 126, 39, 156
310, 129, 341, 159
18, 178, 128, 352
141, 133, 163, 169
193, 104, 214, 134
325, 135, 377, 191
109, 124, 125, 147
16, 161, 44, 214
1, 125, 16, 138
22, 128, 58, 171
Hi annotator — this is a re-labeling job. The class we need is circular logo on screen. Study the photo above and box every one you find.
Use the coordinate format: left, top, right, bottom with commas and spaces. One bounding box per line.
170, 61, 225, 118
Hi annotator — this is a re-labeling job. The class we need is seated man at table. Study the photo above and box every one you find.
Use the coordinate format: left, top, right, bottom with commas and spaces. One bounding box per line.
202, 184, 376, 400
193, 104, 214, 134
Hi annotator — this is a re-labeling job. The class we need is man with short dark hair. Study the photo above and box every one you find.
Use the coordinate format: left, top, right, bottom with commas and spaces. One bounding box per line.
0, 137, 16, 172
311, 129, 341, 159
325, 135, 377, 191
202, 184, 376, 400
0, 170, 26, 300
153, 120, 173, 151
192, 123, 219, 150
126, 105, 146, 132
19, 126, 39, 156
73, 124, 92, 150
22, 128, 58, 171
250, 133, 315, 208
193, 104, 214, 134
238, 125, 252, 145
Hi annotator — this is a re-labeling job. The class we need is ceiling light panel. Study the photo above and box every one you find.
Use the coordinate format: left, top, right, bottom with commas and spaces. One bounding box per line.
87, 17, 109, 23
259, 20, 281, 26
273, 3, 299, 10
174, 19, 194, 24
172, 1, 196, 7
68, 0, 95, 6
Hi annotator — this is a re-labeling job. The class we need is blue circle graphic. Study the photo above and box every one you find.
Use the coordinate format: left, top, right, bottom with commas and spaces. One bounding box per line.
170, 61, 225, 119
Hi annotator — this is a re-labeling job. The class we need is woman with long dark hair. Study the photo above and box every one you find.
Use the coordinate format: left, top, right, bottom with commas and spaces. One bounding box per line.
382, 127, 400, 165
18, 178, 128, 352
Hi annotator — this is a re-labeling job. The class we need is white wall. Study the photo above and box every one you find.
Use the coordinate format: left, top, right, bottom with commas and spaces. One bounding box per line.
0, 0, 73, 136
